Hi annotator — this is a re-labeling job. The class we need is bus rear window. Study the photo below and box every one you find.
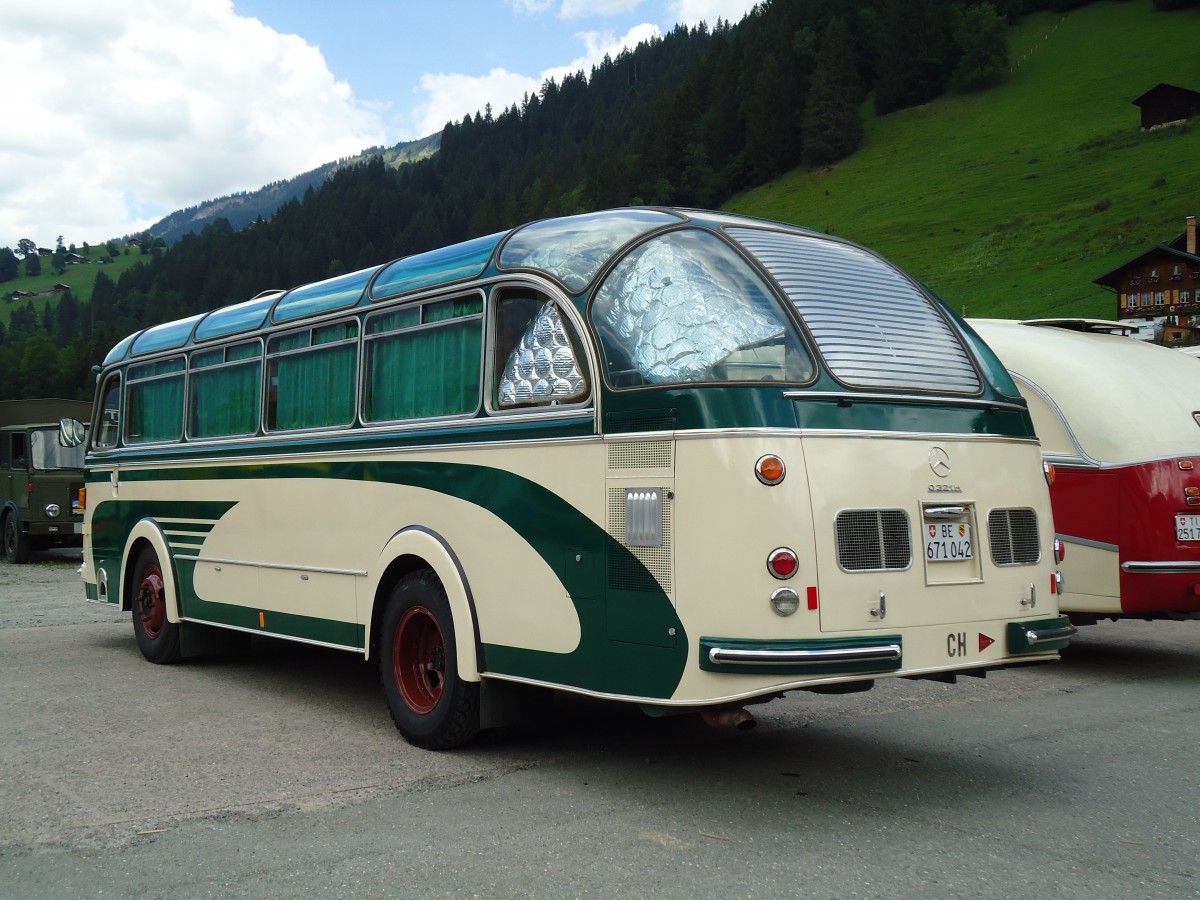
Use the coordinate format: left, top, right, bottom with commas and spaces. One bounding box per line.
728, 228, 981, 394
591, 229, 812, 389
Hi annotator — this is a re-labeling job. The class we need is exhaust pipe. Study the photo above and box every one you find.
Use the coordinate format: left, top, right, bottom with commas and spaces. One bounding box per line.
700, 707, 756, 731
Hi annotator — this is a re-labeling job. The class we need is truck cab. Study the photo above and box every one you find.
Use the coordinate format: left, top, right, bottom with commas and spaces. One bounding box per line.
0, 399, 91, 563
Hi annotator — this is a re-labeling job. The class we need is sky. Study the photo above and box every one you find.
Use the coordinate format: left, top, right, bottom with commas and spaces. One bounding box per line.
0, 0, 759, 250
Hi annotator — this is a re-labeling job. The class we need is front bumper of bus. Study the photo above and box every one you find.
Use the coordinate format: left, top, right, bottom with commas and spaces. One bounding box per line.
699, 616, 1075, 677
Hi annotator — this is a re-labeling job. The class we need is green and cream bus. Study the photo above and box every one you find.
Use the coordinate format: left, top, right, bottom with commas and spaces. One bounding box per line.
76, 208, 1072, 749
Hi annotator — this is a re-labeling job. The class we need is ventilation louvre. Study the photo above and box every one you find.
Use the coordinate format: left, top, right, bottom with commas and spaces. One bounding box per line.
988, 508, 1041, 565
835, 510, 912, 572
607, 487, 672, 592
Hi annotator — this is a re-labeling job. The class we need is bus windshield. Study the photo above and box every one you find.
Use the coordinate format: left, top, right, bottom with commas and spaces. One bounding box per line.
591, 228, 813, 388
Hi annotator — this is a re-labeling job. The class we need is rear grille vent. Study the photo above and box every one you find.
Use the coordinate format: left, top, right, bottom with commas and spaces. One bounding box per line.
607, 487, 672, 592
607, 441, 673, 470
835, 510, 912, 571
988, 508, 1040, 565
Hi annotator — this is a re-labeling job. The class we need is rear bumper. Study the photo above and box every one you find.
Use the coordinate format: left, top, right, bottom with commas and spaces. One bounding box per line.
700, 615, 1075, 678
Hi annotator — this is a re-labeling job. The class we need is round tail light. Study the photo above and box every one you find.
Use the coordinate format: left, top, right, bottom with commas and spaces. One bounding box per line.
767, 547, 799, 579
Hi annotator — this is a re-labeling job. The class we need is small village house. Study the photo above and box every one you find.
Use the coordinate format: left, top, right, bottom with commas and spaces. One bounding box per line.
1094, 215, 1200, 345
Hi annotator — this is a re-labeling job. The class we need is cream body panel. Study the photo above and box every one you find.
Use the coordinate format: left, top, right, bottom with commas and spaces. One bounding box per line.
671, 433, 818, 637
101, 436, 606, 657
1057, 540, 1121, 613
802, 435, 1056, 632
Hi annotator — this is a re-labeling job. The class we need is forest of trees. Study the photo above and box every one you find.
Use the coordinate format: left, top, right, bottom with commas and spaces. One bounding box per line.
0, 0, 1132, 402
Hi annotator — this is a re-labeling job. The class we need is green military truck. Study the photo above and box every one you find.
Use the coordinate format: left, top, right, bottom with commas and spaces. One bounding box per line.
1, 399, 92, 563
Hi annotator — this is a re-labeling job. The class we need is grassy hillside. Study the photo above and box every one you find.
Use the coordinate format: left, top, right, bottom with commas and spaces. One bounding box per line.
1, 250, 144, 328
726, 1, 1200, 320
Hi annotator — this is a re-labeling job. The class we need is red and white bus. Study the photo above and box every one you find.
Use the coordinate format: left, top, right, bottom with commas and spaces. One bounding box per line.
970, 318, 1200, 624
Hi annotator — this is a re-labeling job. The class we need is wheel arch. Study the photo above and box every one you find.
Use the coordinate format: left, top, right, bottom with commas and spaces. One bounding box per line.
120, 519, 181, 622
366, 525, 482, 681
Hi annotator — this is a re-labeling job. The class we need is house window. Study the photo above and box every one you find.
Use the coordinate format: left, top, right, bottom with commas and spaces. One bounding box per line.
1156, 291, 1166, 305
1173, 264, 1183, 279
1125, 293, 1137, 308
1149, 267, 1159, 282
1143, 292, 1152, 305
1182, 290, 1192, 304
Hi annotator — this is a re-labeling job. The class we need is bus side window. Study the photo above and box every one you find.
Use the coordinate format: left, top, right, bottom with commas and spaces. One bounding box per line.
494, 297, 588, 408
94, 376, 122, 450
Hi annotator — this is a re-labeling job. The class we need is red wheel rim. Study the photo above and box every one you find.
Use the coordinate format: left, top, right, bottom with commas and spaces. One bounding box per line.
393, 606, 445, 714
136, 564, 166, 639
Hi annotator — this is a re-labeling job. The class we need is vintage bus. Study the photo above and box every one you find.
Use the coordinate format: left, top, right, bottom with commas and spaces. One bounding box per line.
75, 208, 1072, 749
969, 318, 1200, 624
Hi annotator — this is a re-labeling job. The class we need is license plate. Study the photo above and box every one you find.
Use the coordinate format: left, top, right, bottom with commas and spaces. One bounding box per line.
925, 522, 972, 561
1176, 514, 1200, 541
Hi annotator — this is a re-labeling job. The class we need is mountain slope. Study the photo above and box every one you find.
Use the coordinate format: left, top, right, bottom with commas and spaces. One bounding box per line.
148, 133, 440, 244
727, 1, 1200, 319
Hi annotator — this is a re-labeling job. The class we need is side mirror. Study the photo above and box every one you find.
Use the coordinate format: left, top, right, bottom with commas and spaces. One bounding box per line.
59, 417, 87, 448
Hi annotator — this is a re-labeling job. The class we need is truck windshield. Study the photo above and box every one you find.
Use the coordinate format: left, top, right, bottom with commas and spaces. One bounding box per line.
30, 429, 85, 470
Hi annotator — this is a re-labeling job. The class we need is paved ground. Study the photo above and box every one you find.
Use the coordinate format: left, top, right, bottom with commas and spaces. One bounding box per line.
1, 553, 1199, 898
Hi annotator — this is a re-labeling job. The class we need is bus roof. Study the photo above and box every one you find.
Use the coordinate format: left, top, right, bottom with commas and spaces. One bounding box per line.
969, 318, 1200, 464
106, 208, 807, 366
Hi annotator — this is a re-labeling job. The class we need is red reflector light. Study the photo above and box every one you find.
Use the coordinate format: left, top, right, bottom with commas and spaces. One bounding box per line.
1189, 498, 1200, 507
1043, 461, 1055, 486
1053, 538, 1065, 563
767, 548, 799, 579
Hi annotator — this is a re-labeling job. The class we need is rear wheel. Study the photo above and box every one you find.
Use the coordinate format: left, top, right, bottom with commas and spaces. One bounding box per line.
380, 570, 479, 750
131, 546, 181, 664
3, 512, 30, 564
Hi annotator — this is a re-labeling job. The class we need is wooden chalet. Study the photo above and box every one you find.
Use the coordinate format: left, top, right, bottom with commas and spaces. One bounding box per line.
1133, 83, 1200, 130
1094, 216, 1200, 344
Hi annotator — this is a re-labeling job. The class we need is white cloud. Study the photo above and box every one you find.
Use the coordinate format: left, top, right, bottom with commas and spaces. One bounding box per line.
403, 22, 661, 140
0, 0, 387, 246
409, 69, 545, 136
668, 0, 759, 27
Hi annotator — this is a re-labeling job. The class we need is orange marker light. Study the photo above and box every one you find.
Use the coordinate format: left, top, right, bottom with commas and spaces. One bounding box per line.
755, 455, 786, 486
259, 611, 265, 628
1180, 461, 1195, 471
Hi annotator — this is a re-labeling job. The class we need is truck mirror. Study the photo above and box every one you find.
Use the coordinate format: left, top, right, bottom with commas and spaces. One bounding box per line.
59, 417, 87, 448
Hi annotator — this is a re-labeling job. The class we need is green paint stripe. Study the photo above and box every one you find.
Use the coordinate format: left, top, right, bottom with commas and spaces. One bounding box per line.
92, 461, 688, 698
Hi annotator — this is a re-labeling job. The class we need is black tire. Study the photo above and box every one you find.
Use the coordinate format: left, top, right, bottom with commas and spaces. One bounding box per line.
130, 546, 182, 664
380, 570, 480, 750
3, 511, 30, 564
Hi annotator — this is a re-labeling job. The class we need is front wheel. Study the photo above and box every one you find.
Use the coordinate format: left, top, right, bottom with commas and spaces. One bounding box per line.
380, 570, 479, 750
3, 512, 31, 564
131, 546, 182, 664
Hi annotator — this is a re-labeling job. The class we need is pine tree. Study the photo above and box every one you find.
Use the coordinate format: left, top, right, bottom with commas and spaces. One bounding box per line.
802, 17, 864, 167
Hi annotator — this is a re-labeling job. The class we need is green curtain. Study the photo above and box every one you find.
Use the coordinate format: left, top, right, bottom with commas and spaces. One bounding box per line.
365, 319, 482, 422
189, 361, 262, 438
127, 376, 184, 442
271, 344, 357, 430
